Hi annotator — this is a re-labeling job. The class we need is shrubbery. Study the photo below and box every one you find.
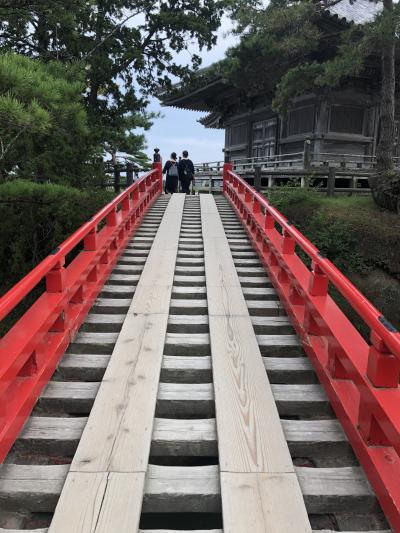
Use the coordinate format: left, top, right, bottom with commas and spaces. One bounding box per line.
0, 180, 113, 297
266, 187, 400, 332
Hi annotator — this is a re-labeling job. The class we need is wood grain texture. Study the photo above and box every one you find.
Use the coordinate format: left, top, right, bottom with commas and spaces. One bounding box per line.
201, 194, 311, 532
221, 472, 311, 533
49, 194, 185, 532
48, 472, 144, 533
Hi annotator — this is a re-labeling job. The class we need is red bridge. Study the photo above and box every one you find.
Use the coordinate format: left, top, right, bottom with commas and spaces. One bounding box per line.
0, 162, 399, 532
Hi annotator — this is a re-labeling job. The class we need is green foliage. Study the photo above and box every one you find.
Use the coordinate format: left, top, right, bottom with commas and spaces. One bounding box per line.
0, 180, 113, 295
266, 189, 400, 332
224, 0, 399, 114
0, 53, 95, 185
0, 0, 227, 172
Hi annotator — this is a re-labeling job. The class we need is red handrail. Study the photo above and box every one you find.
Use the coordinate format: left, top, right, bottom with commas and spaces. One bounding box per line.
223, 163, 400, 531
0, 162, 163, 462
226, 168, 400, 358
0, 166, 161, 321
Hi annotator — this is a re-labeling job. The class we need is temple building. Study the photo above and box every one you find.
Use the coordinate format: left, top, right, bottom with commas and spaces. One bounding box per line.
161, 0, 395, 164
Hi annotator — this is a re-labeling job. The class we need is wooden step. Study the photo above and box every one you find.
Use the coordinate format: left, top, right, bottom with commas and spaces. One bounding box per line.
91, 298, 131, 313
173, 275, 206, 286
142, 465, 220, 513
15, 416, 352, 467
100, 285, 136, 298
264, 357, 316, 384
171, 286, 207, 299
107, 274, 141, 286
161, 356, 212, 383
242, 287, 278, 300
251, 315, 293, 334
167, 315, 209, 334
1, 464, 365, 516
156, 383, 215, 418
156, 382, 330, 418
151, 418, 217, 457
164, 333, 211, 356
39, 381, 99, 414
247, 300, 284, 316
68, 332, 118, 354
82, 313, 125, 332
169, 299, 208, 315
257, 334, 303, 356
57, 353, 109, 381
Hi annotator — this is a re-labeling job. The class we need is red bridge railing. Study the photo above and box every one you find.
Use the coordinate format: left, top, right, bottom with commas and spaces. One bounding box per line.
223, 163, 400, 531
0, 163, 162, 462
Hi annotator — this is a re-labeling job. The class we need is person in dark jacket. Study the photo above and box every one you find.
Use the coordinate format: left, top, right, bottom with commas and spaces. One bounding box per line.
178, 150, 195, 194
163, 152, 179, 193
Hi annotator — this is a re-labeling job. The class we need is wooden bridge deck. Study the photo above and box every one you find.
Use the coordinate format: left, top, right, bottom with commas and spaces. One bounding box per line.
0, 194, 390, 532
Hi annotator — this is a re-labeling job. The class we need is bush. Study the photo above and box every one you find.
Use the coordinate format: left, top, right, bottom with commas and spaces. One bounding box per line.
266, 188, 400, 332
0, 180, 113, 334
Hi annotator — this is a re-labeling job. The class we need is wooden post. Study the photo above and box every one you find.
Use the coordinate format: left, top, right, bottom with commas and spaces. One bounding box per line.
114, 163, 121, 193
268, 176, 274, 189
126, 162, 134, 187
254, 165, 262, 192
303, 140, 311, 170
327, 167, 335, 197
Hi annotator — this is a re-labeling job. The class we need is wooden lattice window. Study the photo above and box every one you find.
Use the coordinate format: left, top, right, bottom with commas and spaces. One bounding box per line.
285, 106, 315, 137
228, 123, 248, 146
329, 105, 365, 135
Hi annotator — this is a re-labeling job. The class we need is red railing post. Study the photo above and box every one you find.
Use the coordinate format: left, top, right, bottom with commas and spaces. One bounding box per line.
45, 259, 66, 293
366, 331, 400, 388
153, 161, 163, 193
84, 227, 98, 251
223, 162, 233, 193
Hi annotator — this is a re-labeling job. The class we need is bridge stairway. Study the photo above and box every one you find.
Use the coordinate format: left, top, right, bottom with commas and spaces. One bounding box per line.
0, 194, 390, 532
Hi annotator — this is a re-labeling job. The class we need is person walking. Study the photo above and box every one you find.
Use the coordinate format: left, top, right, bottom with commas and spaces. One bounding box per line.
163, 152, 179, 194
178, 150, 195, 194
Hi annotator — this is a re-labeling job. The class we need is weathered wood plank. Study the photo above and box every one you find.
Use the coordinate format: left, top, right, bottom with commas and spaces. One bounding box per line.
49, 472, 145, 532
40, 381, 330, 418
57, 353, 109, 381
161, 356, 212, 383
142, 465, 221, 514
221, 472, 311, 533
257, 334, 303, 356
69, 194, 185, 473
49, 194, 185, 531
151, 418, 217, 456
263, 357, 316, 384
164, 333, 210, 356
201, 194, 311, 532
0, 463, 376, 516
156, 383, 215, 418
16, 412, 346, 468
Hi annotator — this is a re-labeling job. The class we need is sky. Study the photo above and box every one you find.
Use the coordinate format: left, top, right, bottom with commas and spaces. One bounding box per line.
143, 16, 238, 165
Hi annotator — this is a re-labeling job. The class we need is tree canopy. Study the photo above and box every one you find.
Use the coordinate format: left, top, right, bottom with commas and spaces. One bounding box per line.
0, 0, 227, 182
0, 53, 94, 185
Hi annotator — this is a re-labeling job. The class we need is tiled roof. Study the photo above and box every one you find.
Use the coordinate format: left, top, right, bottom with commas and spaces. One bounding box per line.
328, 0, 382, 24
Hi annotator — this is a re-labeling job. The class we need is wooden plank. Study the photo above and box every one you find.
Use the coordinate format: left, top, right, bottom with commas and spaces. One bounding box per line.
200, 194, 311, 532
49, 472, 145, 533
142, 465, 220, 514
49, 194, 185, 531
151, 418, 217, 456
221, 472, 310, 533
